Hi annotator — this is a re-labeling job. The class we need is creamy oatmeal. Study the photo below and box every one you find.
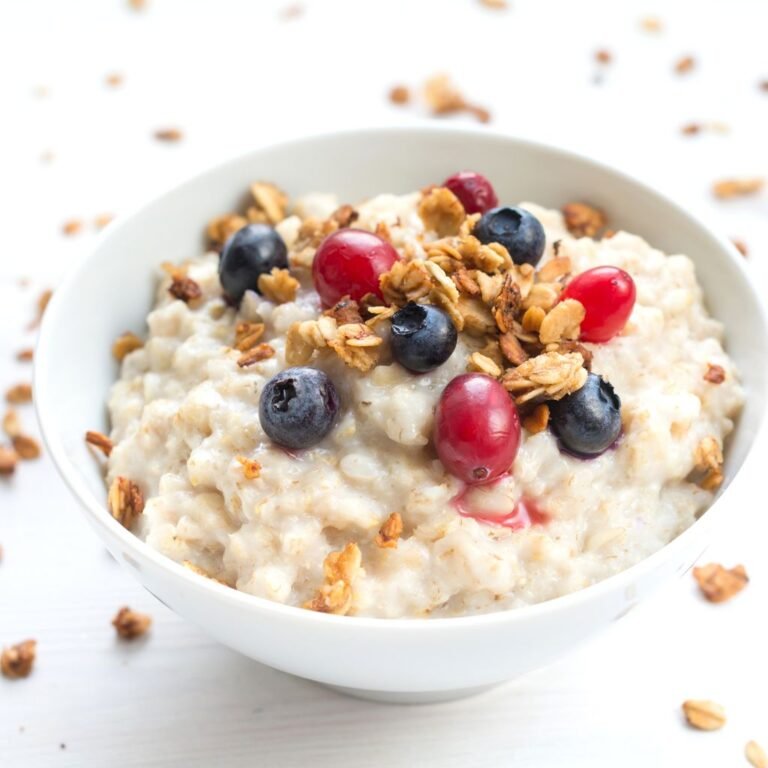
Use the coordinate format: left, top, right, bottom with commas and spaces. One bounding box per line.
101, 177, 743, 618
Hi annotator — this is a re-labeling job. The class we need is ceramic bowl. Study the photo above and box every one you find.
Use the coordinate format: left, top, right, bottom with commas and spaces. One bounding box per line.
35, 127, 768, 703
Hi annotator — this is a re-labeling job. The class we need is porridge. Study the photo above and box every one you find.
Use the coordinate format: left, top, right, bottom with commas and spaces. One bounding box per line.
97, 172, 743, 618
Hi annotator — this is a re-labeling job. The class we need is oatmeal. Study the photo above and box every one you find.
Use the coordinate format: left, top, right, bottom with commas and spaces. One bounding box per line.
104, 173, 743, 618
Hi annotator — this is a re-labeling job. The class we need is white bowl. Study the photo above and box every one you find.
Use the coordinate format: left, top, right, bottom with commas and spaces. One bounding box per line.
35, 127, 768, 703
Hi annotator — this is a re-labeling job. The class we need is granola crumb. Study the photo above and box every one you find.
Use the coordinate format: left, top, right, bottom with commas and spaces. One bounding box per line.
112, 607, 152, 639
257, 267, 299, 304
85, 430, 113, 457
128, 0, 147, 9
467, 352, 502, 378
703, 363, 726, 384
5, 383, 32, 404
304, 542, 362, 615
694, 435, 724, 490
1, 640, 37, 679
746, 740, 768, 768
112, 331, 144, 361
375, 512, 403, 549
388, 85, 411, 105
168, 275, 202, 304
693, 562, 748, 603
760, 80, 768, 93
324, 296, 363, 325
712, 177, 764, 199
107, 477, 144, 529
681, 699, 726, 731
594, 49, 613, 65
248, 181, 288, 225
675, 55, 696, 75
562, 202, 607, 238
423, 74, 491, 123
61, 219, 83, 237
639, 15, 662, 32
105, 72, 124, 88
234, 322, 265, 352
12, 435, 40, 461
154, 127, 183, 143
94, 213, 115, 229
479, 0, 508, 9
0, 446, 17, 476
28, 289, 52, 330
731, 238, 749, 257
418, 187, 466, 237
681, 122, 701, 136
237, 343, 275, 368
2, 409, 20, 439
236, 456, 262, 480
522, 403, 550, 434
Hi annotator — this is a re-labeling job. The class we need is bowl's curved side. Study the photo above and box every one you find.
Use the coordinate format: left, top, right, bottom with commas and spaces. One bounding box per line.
34, 127, 768, 693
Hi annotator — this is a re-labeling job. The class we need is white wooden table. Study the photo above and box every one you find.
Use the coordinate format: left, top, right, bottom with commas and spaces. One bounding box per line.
2, 1, 766, 765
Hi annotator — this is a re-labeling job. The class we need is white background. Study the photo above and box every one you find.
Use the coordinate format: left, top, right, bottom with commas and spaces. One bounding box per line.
1, 1, 767, 765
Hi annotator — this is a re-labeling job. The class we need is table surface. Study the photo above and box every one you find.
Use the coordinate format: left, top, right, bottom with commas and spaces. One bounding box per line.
2, 1, 767, 765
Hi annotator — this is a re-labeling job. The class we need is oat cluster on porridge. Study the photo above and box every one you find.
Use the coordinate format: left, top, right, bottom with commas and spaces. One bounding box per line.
93, 170, 743, 618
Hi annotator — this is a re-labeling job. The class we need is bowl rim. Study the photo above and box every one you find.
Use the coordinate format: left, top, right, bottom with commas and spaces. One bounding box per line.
34, 124, 767, 631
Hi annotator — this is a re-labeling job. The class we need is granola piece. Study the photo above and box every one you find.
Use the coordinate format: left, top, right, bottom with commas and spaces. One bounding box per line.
248, 181, 288, 225
704, 363, 726, 384
329, 204, 359, 228
476, 271, 504, 303
694, 435, 724, 490
0, 446, 17, 475
453, 267, 481, 297
640, 15, 662, 32
562, 203, 607, 238
594, 48, 613, 64
681, 699, 726, 731
28, 288, 52, 330
5, 383, 32, 404
285, 316, 338, 365
234, 322, 266, 351
681, 122, 702, 136
304, 542, 362, 616
388, 84, 411, 104
207, 213, 247, 247
2, 409, 20, 438
328, 323, 383, 373
712, 177, 764, 199
112, 331, 144, 361
537, 256, 572, 283
85, 430, 113, 457
107, 476, 144, 529
236, 456, 261, 480
467, 352, 502, 377
94, 212, 115, 229
458, 295, 495, 336
746, 740, 768, 768
521, 305, 546, 333
257, 267, 299, 304
731, 238, 749, 257
375, 512, 403, 549
1, 640, 36, 679
539, 299, 585, 344
692, 563, 748, 603
522, 403, 550, 434
154, 127, 183, 142
479, 0, 508, 8
478, 338, 503, 367
423, 74, 491, 123
374, 220, 392, 242
168, 275, 202, 304
112, 607, 152, 640
418, 187, 465, 237
674, 55, 696, 75
547, 340, 593, 370
16, 348, 34, 362
323, 296, 363, 325
105, 72, 123, 88
380, 260, 432, 306
502, 351, 588, 405
364, 305, 397, 328
237, 343, 275, 368
62, 218, 83, 236
493, 272, 522, 333
522, 282, 562, 312
12, 435, 41, 460
499, 332, 528, 365
128, 0, 147, 10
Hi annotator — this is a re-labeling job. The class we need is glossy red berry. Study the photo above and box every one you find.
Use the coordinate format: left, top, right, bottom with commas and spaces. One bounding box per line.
434, 374, 521, 485
561, 266, 636, 343
442, 171, 498, 214
312, 229, 398, 307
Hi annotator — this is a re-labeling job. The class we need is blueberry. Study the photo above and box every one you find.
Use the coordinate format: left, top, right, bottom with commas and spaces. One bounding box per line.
219, 224, 288, 304
390, 302, 458, 373
474, 206, 546, 267
259, 367, 340, 449
548, 373, 621, 457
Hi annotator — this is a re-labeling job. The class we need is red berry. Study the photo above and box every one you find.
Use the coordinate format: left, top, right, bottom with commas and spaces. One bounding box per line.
561, 266, 636, 343
434, 374, 521, 485
442, 171, 498, 214
312, 229, 398, 307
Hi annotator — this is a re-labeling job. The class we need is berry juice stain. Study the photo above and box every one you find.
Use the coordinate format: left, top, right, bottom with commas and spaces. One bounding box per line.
453, 475, 548, 530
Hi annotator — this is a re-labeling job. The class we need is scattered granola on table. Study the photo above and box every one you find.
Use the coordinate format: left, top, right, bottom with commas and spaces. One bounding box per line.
102, 170, 743, 618
1, 640, 37, 679
674, 55, 696, 75
681, 699, 726, 731
693, 563, 748, 603
61, 218, 83, 236
712, 178, 764, 199
112, 607, 152, 639
5, 383, 32, 404
746, 740, 768, 768
154, 127, 183, 143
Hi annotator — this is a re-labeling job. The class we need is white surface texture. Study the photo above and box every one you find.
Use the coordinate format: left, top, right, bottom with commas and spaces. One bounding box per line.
1, 1, 767, 766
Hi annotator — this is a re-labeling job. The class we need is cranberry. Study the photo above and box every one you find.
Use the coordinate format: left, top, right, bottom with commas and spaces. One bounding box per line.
312, 229, 398, 307
561, 266, 636, 343
442, 171, 498, 214
434, 374, 521, 484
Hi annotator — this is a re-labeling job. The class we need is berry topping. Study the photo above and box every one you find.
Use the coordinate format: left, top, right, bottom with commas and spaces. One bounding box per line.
474, 206, 546, 267
219, 224, 288, 304
561, 266, 636, 343
259, 367, 340, 450
312, 229, 399, 307
434, 374, 521, 484
390, 302, 458, 373
442, 171, 498, 214
548, 372, 621, 457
